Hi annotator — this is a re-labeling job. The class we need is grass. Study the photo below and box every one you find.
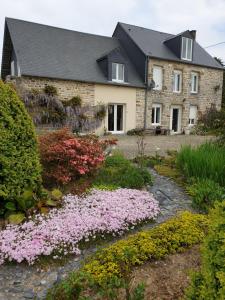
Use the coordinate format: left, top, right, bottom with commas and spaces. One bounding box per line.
176, 142, 225, 187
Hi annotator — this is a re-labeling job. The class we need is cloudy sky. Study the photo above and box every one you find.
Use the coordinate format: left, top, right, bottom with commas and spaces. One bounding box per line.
1, 0, 225, 68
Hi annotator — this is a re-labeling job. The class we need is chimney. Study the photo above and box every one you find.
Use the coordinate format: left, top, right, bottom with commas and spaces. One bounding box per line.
190, 30, 196, 40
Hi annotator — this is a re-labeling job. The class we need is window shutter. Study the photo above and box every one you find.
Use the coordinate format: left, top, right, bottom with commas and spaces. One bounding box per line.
153, 67, 162, 90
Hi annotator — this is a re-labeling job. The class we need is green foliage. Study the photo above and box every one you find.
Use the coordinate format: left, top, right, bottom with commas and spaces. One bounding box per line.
43, 85, 57, 96
94, 154, 153, 189
185, 201, 225, 300
8, 213, 25, 224
47, 212, 208, 300
64, 96, 82, 107
0, 81, 42, 216
187, 179, 225, 212
176, 143, 225, 187
127, 128, 144, 136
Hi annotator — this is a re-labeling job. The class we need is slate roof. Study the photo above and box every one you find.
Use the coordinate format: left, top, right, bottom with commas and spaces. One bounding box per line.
2, 18, 144, 87
117, 22, 224, 70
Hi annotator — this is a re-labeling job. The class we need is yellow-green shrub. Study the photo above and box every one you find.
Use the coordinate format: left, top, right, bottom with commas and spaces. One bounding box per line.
46, 212, 208, 300
185, 201, 225, 300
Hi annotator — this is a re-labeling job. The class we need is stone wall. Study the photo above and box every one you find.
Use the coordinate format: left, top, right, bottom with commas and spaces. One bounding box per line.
144, 58, 223, 131
17, 76, 95, 106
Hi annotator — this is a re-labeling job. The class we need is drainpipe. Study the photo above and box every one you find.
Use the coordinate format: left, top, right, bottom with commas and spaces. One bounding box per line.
144, 56, 150, 130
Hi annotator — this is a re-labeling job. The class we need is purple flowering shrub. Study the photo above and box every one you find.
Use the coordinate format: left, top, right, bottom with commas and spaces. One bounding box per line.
0, 189, 159, 265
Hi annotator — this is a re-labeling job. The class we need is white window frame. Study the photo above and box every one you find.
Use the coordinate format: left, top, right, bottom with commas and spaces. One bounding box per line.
112, 63, 125, 83
153, 66, 163, 90
108, 104, 125, 134
191, 72, 199, 94
181, 37, 193, 61
152, 103, 162, 126
189, 105, 198, 126
173, 70, 182, 93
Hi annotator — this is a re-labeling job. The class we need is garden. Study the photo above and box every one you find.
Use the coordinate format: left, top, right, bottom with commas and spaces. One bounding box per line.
0, 79, 225, 300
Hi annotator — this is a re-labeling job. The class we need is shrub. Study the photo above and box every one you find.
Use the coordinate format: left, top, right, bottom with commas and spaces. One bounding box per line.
187, 179, 225, 212
94, 154, 153, 189
39, 128, 106, 186
64, 96, 82, 107
185, 201, 225, 299
196, 106, 225, 134
47, 212, 208, 299
43, 85, 57, 96
127, 128, 144, 136
176, 143, 225, 187
0, 188, 159, 265
0, 81, 42, 216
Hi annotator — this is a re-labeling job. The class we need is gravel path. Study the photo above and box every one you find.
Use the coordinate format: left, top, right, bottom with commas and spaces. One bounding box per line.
0, 169, 192, 300
114, 134, 213, 159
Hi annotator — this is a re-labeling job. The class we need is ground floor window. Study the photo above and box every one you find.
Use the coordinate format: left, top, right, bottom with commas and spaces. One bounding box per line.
152, 103, 162, 125
108, 104, 124, 133
189, 105, 198, 125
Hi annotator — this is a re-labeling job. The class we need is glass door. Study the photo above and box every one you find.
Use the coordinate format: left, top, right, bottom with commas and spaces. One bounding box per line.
108, 104, 124, 133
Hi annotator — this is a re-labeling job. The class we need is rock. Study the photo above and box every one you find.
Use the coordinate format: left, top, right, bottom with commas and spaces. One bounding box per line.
23, 290, 36, 299
40, 280, 46, 286
45, 272, 58, 285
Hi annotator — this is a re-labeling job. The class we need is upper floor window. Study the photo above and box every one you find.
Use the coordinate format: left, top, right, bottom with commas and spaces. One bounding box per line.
173, 70, 182, 93
191, 72, 199, 93
181, 37, 193, 61
112, 63, 124, 82
153, 66, 163, 90
152, 103, 162, 125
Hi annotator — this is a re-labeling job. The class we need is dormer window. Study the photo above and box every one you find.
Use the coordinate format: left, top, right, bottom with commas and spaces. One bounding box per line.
181, 37, 193, 61
112, 63, 124, 82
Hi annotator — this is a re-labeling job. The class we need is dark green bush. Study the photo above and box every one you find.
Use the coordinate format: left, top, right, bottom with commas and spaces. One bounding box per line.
185, 201, 225, 299
176, 143, 225, 187
0, 81, 42, 216
93, 154, 152, 189
127, 128, 144, 136
187, 179, 225, 212
43, 84, 57, 96
63, 95, 82, 107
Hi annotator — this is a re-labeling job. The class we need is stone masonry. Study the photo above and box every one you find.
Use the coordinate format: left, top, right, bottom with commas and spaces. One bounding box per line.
18, 76, 95, 106
138, 58, 224, 131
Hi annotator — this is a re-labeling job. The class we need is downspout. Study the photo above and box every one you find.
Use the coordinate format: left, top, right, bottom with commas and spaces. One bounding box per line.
144, 56, 150, 130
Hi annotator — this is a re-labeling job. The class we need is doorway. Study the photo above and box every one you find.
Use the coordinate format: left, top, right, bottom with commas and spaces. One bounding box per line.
108, 104, 124, 133
170, 106, 182, 134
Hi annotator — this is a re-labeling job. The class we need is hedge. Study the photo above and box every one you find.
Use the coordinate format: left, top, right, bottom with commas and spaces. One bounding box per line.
46, 211, 208, 300
0, 81, 42, 215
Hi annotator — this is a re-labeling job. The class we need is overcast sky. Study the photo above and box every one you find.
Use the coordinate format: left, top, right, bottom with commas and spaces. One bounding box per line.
1, 0, 225, 68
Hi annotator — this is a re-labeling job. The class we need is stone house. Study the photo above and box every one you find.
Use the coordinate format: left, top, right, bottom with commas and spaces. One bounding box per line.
1, 18, 224, 134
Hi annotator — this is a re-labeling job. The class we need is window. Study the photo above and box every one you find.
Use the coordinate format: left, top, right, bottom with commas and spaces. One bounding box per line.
173, 70, 182, 93
152, 104, 162, 125
191, 72, 199, 93
112, 63, 124, 82
189, 105, 197, 125
153, 66, 163, 90
181, 37, 193, 61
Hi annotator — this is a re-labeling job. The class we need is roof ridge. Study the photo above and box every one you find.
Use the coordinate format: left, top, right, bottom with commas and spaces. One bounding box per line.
118, 22, 174, 36
5, 17, 116, 40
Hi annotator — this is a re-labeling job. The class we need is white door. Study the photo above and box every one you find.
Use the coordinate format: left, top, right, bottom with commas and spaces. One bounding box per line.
170, 106, 182, 134
108, 104, 124, 133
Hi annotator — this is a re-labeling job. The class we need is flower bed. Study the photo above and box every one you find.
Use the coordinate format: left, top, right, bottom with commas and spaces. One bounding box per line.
0, 189, 159, 265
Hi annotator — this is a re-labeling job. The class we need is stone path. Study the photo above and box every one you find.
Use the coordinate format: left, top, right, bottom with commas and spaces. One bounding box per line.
0, 169, 192, 300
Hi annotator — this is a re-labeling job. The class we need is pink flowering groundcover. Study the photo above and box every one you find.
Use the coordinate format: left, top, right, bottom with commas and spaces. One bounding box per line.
0, 189, 160, 265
